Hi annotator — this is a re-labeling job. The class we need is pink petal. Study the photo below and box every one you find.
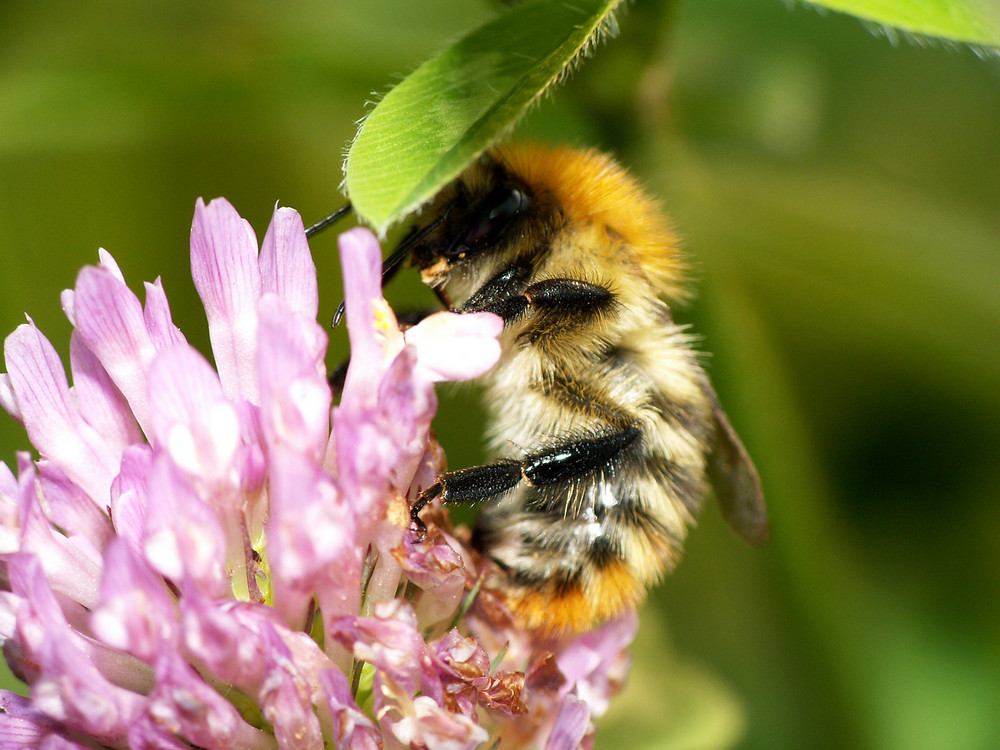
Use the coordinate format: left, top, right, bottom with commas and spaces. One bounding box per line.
190, 197, 262, 402
328, 600, 424, 696
72, 264, 156, 434
257, 296, 330, 460
142, 455, 227, 596
126, 724, 189, 750
7, 556, 142, 745
320, 669, 381, 750
179, 594, 268, 692
108, 445, 152, 561
337, 227, 400, 408
259, 205, 318, 319
256, 625, 323, 750
556, 613, 636, 717
397, 532, 465, 629
331, 406, 395, 501
69, 332, 143, 453
0, 461, 19, 555
17, 457, 102, 612
0, 373, 19, 421
377, 347, 437, 492
404, 311, 503, 382
545, 694, 591, 750
4, 323, 118, 505
388, 694, 488, 750
138, 649, 269, 750
147, 344, 242, 484
267, 446, 358, 626
36, 462, 114, 553
96, 248, 126, 283
59, 289, 76, 328
91, 540, 176, 663
142, 279, 186, 350
0, 691, 92, 750
423, 630, 492, 716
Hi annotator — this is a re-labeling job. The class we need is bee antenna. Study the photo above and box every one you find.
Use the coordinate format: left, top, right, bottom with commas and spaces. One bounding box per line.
331, 210, 448, 328
304, 203, 353, 238
380, 214, 445, 283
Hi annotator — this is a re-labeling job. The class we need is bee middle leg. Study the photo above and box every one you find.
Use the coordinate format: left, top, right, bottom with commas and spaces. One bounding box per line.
409, 426, 640, 538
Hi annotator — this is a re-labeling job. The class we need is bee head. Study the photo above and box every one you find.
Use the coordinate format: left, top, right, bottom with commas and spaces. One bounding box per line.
410, 178, 531, 277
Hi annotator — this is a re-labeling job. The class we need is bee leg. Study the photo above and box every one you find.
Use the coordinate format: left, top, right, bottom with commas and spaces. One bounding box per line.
409, 460, 523, 539
521, 425, 641, 487
464, 271, 614, 323
461, 260, 534, 316
409, 427, 640, 533
409, 481, 441, 541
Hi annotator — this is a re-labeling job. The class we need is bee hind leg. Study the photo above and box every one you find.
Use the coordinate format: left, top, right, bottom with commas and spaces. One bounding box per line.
409, 426, 641, 537
410, 460, 523, 539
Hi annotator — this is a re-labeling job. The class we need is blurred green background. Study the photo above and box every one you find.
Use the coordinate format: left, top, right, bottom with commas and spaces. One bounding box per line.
2, 1, 998, 748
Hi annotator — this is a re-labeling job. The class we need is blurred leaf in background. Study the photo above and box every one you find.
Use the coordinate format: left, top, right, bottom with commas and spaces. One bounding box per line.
2, 1, 998, 749
809, 0, 1000, 46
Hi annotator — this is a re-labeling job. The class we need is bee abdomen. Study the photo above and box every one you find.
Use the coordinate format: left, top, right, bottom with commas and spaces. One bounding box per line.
474, 445, 698, 631
476, 482, 666, 632
472, 332, 713, 630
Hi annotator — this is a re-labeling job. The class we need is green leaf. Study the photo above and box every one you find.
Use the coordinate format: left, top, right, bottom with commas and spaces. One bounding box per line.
803, 0, 1000, 47
344, 0, 624, 235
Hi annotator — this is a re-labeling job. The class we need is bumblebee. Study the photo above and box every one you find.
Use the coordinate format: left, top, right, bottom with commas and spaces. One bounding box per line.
388, 144, 768, 633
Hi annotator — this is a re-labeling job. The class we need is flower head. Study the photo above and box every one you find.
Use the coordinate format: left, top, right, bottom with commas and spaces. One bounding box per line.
0, 198, 635, 748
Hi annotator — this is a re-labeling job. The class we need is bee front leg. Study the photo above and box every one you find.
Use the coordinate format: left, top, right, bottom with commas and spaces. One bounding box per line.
464, 271, 615, 324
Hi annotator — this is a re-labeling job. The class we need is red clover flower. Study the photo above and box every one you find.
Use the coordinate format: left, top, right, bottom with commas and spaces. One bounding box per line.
0, 198, 637, 749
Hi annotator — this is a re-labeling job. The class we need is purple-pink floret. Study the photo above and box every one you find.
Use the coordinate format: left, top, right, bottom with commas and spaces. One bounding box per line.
0, 197, 637, 749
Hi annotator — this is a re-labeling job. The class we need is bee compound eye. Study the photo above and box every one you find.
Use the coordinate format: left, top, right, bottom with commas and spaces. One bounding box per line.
460, 186, 530, 253
491, 187, 529, 222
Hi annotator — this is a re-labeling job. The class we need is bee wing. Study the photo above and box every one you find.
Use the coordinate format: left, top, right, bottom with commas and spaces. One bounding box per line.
697, 371, 769, 546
